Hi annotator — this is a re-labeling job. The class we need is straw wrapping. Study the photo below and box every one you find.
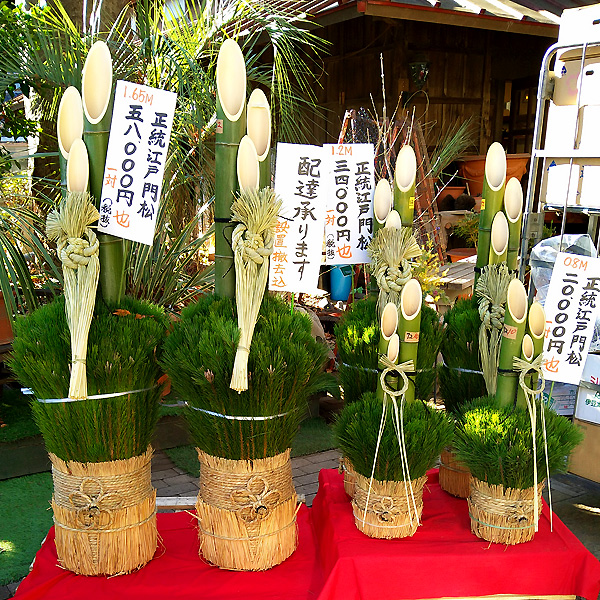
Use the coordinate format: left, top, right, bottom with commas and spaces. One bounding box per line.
439, 447, 471, 499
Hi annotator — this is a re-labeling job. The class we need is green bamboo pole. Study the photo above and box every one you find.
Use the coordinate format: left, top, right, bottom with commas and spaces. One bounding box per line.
377, 302, 398, 400
516, 333, 535, 408
398, 278, 422, 403
237, 135, 260, 192
247, 89, 271, 189
57, 86, 83, 195
66, 138, 89, 193
81, 40, 123, 304
475, 143, 506, 285
488, 211, 509, 265
393, 145, 417, 227
496, 278, 528, 407
374, 179, 392, 234
504, 177, 523, 272
215, 39, 247, 299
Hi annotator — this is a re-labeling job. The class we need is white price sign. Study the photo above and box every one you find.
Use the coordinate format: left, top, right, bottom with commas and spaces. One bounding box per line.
98, 80, 177, 245
542, 252, 600, 384
323, 143, 375, 265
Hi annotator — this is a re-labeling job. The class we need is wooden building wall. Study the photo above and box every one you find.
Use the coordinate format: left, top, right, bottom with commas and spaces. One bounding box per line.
311, 16, 551, 154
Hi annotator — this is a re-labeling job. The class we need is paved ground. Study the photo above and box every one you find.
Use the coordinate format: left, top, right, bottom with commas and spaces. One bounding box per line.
2, 448, 599, 599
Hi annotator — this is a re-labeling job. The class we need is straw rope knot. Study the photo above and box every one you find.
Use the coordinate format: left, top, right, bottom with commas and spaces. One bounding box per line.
57, 228, 99, 270
233, 227, 274, 266
376, 259, 412, 293
68, 477, 124, 530
478, 296, 505, 331
231, 476, 281, 523
373, 496, 402, 523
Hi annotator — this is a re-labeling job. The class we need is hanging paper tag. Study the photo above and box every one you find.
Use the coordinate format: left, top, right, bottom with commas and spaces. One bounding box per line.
216, 119, 224, 134
481, 197, 486, 210
404, 331, 420, 342
409, 197, 415, 209
503, 324, 518, 339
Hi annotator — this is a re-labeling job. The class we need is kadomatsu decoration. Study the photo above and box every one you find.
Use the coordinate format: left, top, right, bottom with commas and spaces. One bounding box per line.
162, 294, 330, 570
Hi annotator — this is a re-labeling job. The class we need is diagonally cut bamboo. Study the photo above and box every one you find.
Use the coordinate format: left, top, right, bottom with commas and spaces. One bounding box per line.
81, 40, 123, 305
398, 278, 422, 403
496, 278, 528, 407
237, 135, 260, 193
57, 86, 84, 191
66, 139, 89, 194
247, 89, 271, 189
504, 177, 523, 271
475, 143, 506, 283
215, 39, 247, 299
488, 211, 509, 265
393, 145, 417, 228
384, 209, 402, 230
374, 179, 392, 234
377, 302, 398, 400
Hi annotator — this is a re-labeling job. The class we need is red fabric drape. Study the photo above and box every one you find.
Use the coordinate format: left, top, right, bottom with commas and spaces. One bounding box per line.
312, 469, 600, 600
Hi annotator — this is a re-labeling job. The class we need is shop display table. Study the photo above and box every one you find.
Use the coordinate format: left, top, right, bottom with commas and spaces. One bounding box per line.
13, 469, 600, 600
14, 506, 324, 600
312, 469, 600, 600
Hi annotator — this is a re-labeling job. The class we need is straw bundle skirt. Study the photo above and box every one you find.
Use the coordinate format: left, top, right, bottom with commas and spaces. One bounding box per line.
196, 449, 298, 570
339, 456, 357, 498
468, 477, 545, 544
50, 446, 157, 575
439, 447, 471, 499
352, 472, 428, 539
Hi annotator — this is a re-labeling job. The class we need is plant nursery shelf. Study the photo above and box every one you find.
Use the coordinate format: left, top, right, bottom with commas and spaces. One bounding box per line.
13, 470, 600, 600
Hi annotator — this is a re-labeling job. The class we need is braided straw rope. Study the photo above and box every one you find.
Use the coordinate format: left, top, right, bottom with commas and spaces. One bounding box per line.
353, 472, 427, 539
230, 188, 281, 393
196, 449, 298, 570
50, 447, 157, 575
368, 227, 421, 320
46, 192, 100, 400
468, 477, 545, 545
439, 447, 471, 499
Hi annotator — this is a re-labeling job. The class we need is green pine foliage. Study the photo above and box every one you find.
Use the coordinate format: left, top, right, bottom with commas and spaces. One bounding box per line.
334, 392, 453, 481
439, 296, 487, 414
335, 297, 443, 403
9, 296, 168, 463
161, 294, 333, 460
335, 297, 379, 403
453, 403, 583, 490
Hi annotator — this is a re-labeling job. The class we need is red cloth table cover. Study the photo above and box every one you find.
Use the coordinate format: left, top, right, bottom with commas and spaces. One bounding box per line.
14, 506, 324, 600
312, 469, 600, 600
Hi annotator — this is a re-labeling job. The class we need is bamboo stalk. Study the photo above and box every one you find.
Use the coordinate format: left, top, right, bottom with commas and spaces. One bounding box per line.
384, 209, 402, 230
505, 177, 523, 271
496, 278, 528, 407
237, 135, 260, 193
517, 334, 535, 408
475, 143, 506, 283
82, 40, 123, 305
247, 89, 271, 189
398, 278, 422, 403
393, 145, 417, 227
215, 39, 247, 299
377, 302, 398, 400
488, 211, 509, 265
57, 86, 84, 192
374, 179, 392, 234
66, 139, 89, 193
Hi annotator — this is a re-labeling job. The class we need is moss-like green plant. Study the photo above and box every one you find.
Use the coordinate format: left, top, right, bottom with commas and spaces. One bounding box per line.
439, 296, 487, 414
453, 402, 583, 490
335, 297, 443, 404
9, 296, 168, 463
335, 393, 453, 482
161, 294, 333, 460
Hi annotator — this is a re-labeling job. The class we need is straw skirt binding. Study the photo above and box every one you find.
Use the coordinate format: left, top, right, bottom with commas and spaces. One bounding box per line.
439, 447, 471, 499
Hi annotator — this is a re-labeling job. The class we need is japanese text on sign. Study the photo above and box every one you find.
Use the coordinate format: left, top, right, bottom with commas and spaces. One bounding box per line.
323, 144, 375, 265
268, 143, 326, 293
542, 252, 600, 385
98, 80, 177, 246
